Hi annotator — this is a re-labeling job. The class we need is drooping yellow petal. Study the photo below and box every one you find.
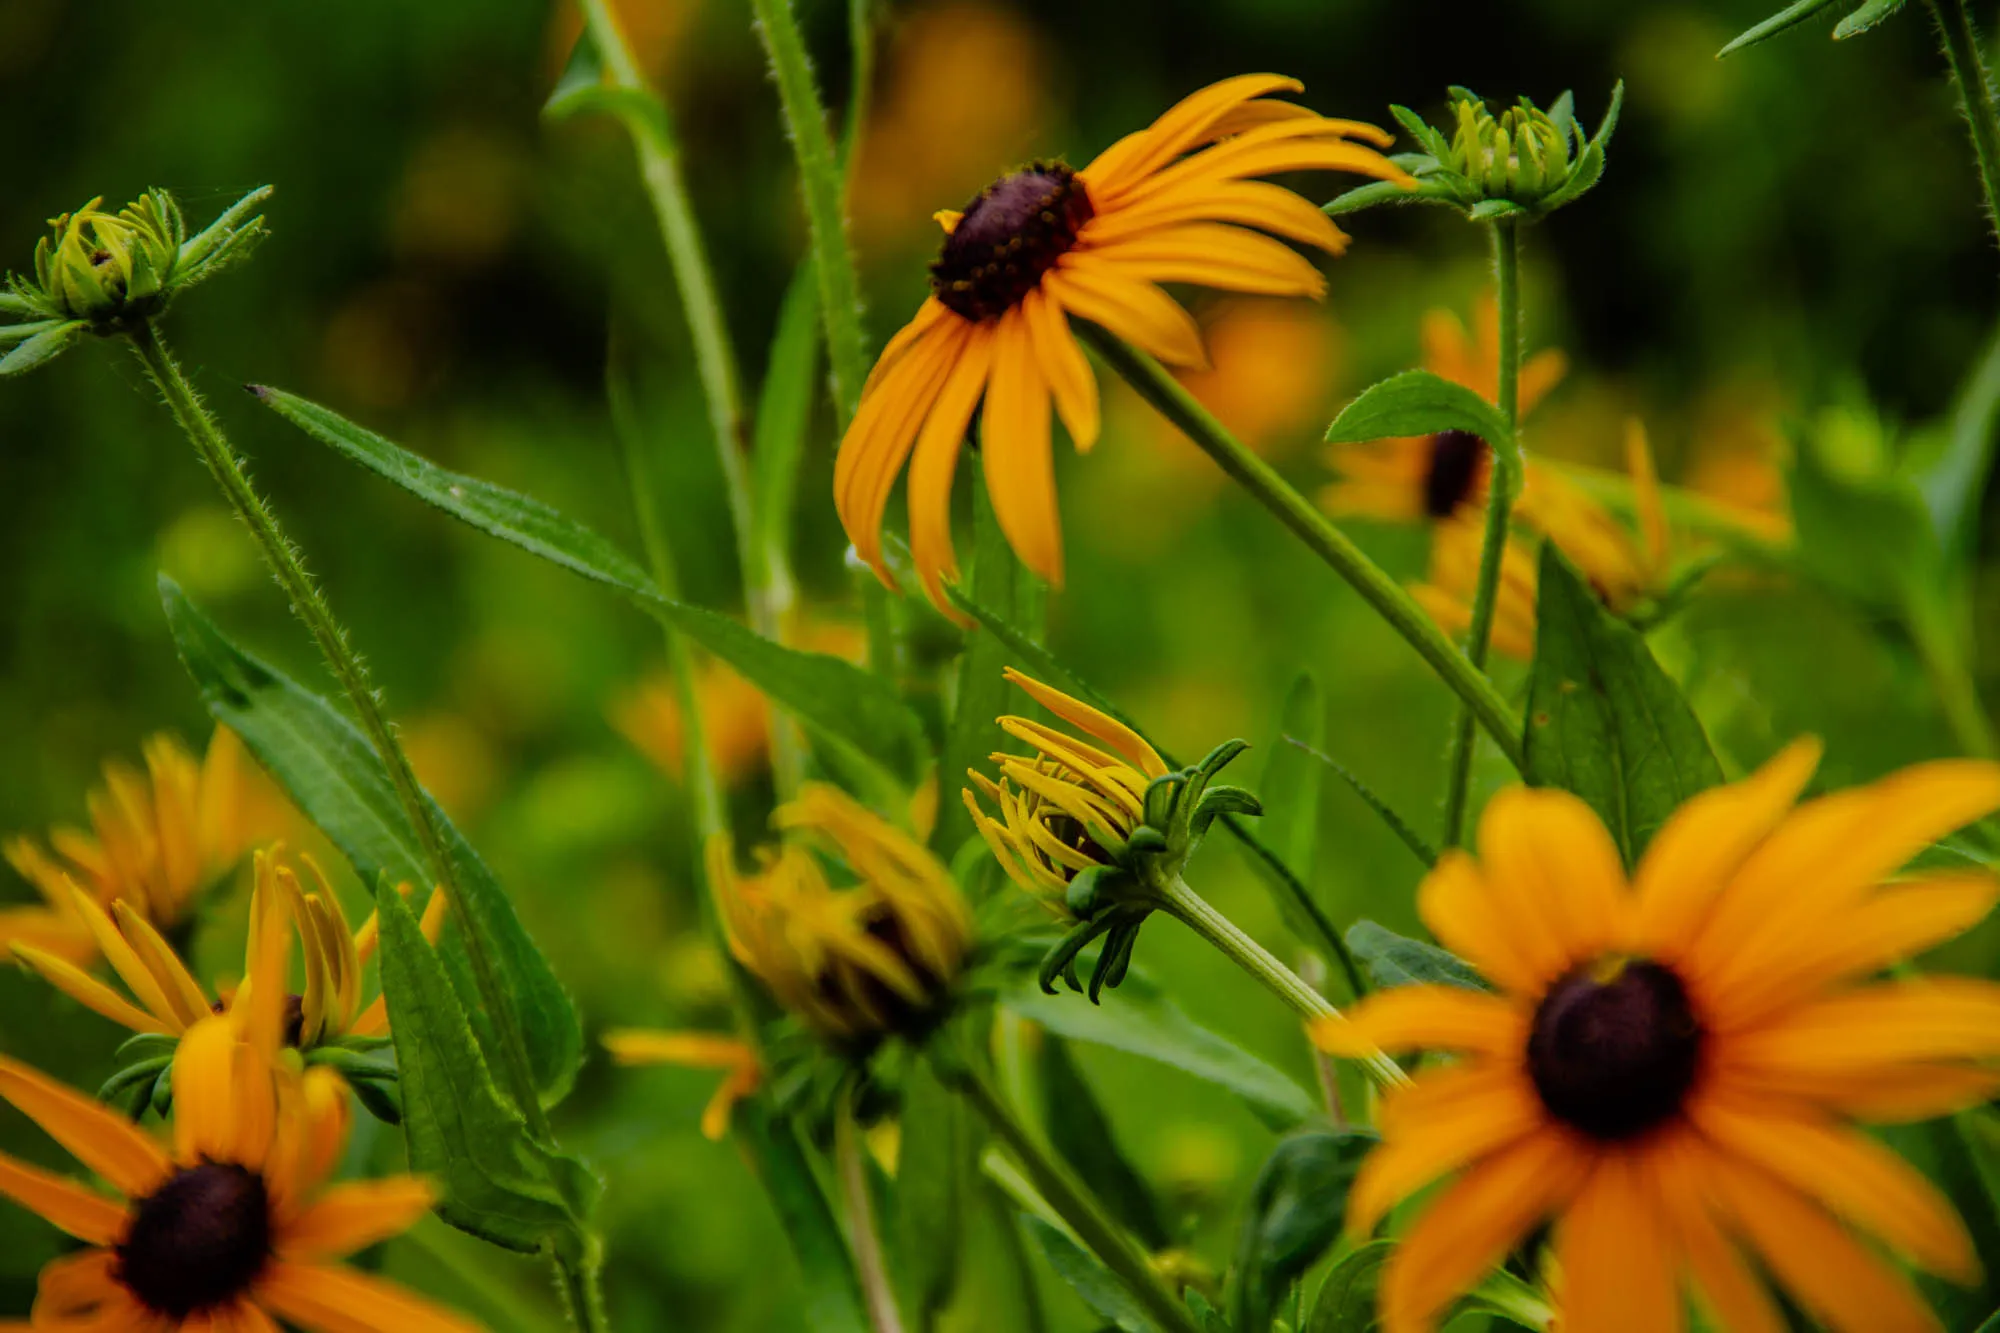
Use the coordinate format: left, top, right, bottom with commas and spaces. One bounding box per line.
1001, 668, 1168, 779
1080, 74, 1306, 200
1345, 1064, 1544, 1235
1021, 286, 1100, 453
906, 322, 995, 616
256, 1260, 484, 1333
1472, 786, 1628, 969
11, 943, 171, 1035
1043, 265, 1206, 370
981, 306, 1063, 584
602, 1030, 754, 1069
31, 1248, 154, 1331
0, 1153, 128, 1244
0, 1054, 170, 1196
109, 901, 210, 1029
1308, 985, 1524, 1059
1557, 1154, 1680, 1333
279, 1178, 437, 1259
1414, 851, 1540, 996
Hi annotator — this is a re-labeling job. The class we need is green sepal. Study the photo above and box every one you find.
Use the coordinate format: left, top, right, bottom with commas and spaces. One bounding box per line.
1192, 738, 1251, 786
349, 1076, 405, 1126
1833, 0, 1909, 37
1719, 0, 1845, 54
1189, 785, 1263, 842
0, 319, 86, 376
98, 1057, 172, 1109
1038, 912, 1121, 996
114, 1032, 180, 1065
1142, 773, 1182, 831
1064, 864, 1119, 919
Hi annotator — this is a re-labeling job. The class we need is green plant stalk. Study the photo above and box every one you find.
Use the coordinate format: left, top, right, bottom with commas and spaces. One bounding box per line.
1907, 588, 1999, 758
1082, 324, 1525, 769
126, 319, 554, 1144
1928, 0, 2000, 243
1440, 218, 1523, 847
940, 1059, 1207, 1333
748, 0, 871, 425
1153, 874, 1410, 1092
839, 0, 875, 176
552, 1247, 611, 1333
836, 1091, 908, 1333
576, 0, 806, 795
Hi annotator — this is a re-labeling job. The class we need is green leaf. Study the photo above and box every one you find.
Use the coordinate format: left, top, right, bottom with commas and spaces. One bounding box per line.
1788, 408, 1938, 611
1345, 921, 1489, 992
896, 1059, 971, 1324
1523, 546, 1725, 865
1306, 1241, 1392, 1333
251, 386, 931, 785
1230, 1130, 1376, 1333
1041, 1036, 1171, 1251
1878, 1113, 2000, 1326
1833, 0, 1909, 36
935, 482, 1028, 857
1917, 320, 2000, 565
159, 577, 583, 1103
1321, 177, 1435, 218
735, 1099, 874, 1333
374, 879, 597, 1256
1022, 1214, 1160, 1333
1003, 969, 1316, 1131
0, 319, 85, 375
752, 260, 823, 591
1283, 738, 1437, 870
1719, 0, 1843, 54
1324, 371, 1518, 483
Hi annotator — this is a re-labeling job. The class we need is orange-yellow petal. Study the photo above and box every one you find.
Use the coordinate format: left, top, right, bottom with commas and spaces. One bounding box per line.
980, 306, 1062, 584
1557, 1153, 1679, 1333
1308, 985, 1523, 1058
256, 1259, 483, 1333
280, 1178, 436, 1259
0, 1152, 128, 1244
0, 1054, 170, 1196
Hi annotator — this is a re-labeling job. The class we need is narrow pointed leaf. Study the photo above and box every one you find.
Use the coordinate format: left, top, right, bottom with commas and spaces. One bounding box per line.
734, 1099, 874, 1333
1022, 1214, 1160, 1333
1719, 0, 1843, 54
1231, 1130, 1376, 1333
1042, 1036, 1171, 1250
0, 320, 86, 375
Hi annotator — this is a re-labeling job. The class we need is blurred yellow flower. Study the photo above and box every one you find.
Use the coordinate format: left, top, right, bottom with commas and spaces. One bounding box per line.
1313, 745, 2000, 1333
4, 727, 270, 965
713, 784, 970, 1045
1322, 293, 1567, 524
601, 1029, 761, 1141
839, 74, 1412, 614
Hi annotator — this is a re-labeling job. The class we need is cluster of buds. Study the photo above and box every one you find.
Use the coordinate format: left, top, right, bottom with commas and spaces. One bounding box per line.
1327, 86, 1621, 224
0, 186, 271, 375
964, 670, 1260, 1000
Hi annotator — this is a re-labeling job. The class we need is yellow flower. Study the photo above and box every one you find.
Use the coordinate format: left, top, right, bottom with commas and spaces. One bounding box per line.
1410, 518, 1540, 664
0, 1009, 475, 1330
1312, 744, 2000, 1333
11, 848, 443, 1052
1322, 293, 1568, 524
601, 1030, 761, 1141
963, 668, 1169, 912
3, 727, 267, 965
837, 74, 1412, 612
712, 784, 971, 1045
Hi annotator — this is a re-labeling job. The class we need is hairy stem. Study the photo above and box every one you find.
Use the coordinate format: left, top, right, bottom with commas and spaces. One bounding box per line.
1929, 0, 2000, 245
1153, 874, 1409, 1091
749, 0, 871, 425
128, 319, 552, 1139
939, 1059, 1205, 1333
836, 1093, 908, 1333
1083, 324, 1524, 769
1441, 218, 1522, 846
552, 1249, 611, 1333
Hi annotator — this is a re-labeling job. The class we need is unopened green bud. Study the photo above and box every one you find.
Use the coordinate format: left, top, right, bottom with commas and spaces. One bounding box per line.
0, 186, 271, 376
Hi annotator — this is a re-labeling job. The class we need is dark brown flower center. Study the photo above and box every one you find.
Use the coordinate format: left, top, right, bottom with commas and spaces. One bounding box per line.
117, 1162, 272, 1318
931, 163, 1093, 322
1423, 429, 1487, 519
1041, 811, 1112, 881
1526, 958, 1702, 1141
820, 906, 952, 1048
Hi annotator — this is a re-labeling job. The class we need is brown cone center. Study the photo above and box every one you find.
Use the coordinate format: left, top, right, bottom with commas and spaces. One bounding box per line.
931, 163, 1093, 321
117, 1162, 272, 1318
1526, 958, 1702, 1141
1423, 429, 1488, 519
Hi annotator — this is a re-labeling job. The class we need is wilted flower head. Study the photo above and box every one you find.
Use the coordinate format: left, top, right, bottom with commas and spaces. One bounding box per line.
712, 783, 971, 1047
965, 669, 1260, 998
1, 186, 271, 375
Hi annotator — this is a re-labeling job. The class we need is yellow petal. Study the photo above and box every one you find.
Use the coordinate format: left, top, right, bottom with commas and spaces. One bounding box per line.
0, 1053, 170, 1196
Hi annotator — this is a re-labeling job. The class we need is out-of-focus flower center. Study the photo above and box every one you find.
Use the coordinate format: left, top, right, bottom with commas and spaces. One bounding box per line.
1526, 957, 1703, 1141
1423, 429, 1487, 519
1039, 809, 1113, 880
117, 1162, 272, 1318
931, 163, 1094, 321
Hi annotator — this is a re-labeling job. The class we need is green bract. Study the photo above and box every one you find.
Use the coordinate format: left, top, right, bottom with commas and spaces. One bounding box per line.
1719, 0, 1910, 55
0, 186, 270, 374
1326, 85, 1622, 224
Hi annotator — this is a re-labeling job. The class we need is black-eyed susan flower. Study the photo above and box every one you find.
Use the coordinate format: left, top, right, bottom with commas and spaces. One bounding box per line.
964, 669, 1259, 997
712, 783, 971, 1047
1321, 294, 1567, 525
0, 1010, 475, 1331
601, 1030, 762, 1141
1312, 743, 2000, 1333
3, 727, 266, 966
836, 74, 1413, 612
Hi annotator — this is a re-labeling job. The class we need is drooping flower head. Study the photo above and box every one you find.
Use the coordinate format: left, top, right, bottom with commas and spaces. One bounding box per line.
1321, 294, 1567, 526
4, 727, 267, 965
712, 783, 971, 1047
0, 1007, 474, 1330
1312, 744, 2000, 1333
836, 74, 1414, 614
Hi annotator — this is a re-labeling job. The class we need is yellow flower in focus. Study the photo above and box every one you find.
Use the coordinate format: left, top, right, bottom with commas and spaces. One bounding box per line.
838, 74, 1413, 613
3, 727, 267, 965
713, 784, 971, 1046
11, 848, 443, 1055
963, 668, 1169, 912
1322, 294, 1568, 524
602, 1030, 761, 1141
0, 1011, 476, 1330
1312, 745, 2000, 1333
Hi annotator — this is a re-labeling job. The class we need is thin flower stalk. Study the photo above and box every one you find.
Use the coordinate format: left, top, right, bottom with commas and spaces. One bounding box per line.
1928, 0, 2000, 244
1079, 323, 1525, 769
1440, 218, 1523, 847
835, 1093, 906, 1333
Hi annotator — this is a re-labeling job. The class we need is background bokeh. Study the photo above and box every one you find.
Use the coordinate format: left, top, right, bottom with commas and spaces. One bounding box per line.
3, 0, 1998, 1326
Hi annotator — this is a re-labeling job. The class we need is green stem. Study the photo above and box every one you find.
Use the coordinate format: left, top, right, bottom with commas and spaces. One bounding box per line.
577, 0, 805, 795
1440, 219, 1522, 847
1929, 0, 2000, 244
748, 0, 871, 426
835, 1091, 908, 1333
939, 1059, 1206, 1333
1082, 324, 1524, 770
127, 319, 554, 1142
552, 1249, 611, 1333
1153, 875, 1409, 1092
1908, 590, 1998, 758
839, 0, 876, 177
